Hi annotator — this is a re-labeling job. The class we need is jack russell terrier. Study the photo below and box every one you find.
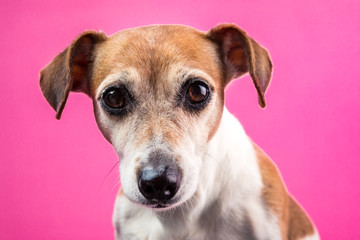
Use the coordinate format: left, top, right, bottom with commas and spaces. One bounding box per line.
40, 24, 319, 240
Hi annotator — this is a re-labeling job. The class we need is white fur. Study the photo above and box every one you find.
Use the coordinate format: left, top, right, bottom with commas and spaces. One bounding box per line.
113, 108, 282, 240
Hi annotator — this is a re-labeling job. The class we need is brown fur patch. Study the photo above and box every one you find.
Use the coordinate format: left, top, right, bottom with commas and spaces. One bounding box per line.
287, 196, 315, 239
90, 25, 224, 95
253, 142, 290, 239
253, 142, 315, 239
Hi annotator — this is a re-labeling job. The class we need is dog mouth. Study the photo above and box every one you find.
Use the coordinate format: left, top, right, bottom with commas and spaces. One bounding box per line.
141, 201, 173, 209
137, 198, 181, 210
153, 203, 169, 209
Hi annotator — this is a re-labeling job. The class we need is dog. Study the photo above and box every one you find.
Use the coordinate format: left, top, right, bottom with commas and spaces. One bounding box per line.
40, 24, 319, 240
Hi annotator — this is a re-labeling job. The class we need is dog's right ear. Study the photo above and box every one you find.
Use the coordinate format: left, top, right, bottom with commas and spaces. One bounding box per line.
40, 31, 107, 119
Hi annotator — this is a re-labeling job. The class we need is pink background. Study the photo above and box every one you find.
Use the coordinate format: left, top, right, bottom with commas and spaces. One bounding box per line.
1, 0, 359, 239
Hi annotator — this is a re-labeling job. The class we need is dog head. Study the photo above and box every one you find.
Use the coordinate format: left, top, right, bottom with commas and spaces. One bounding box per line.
40, 24, 272, 209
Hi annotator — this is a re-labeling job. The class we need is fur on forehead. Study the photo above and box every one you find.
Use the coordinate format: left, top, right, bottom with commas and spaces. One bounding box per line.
90, 25, 225, 95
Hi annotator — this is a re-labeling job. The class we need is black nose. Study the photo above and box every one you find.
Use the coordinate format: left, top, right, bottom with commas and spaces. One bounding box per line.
138, 166, 181, 202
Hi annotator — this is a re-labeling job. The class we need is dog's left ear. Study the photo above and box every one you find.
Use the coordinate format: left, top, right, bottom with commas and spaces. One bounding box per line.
207, 24, 273, 108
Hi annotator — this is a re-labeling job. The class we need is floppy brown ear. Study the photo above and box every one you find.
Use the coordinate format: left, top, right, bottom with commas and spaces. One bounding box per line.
207, 24, 273, 108
40, 31, 107, 119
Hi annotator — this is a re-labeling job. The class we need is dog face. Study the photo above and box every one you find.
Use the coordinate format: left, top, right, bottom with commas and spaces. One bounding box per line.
40, 24, 272, 210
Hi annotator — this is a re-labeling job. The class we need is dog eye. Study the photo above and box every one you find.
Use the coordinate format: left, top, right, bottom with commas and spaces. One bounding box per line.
101, 86, 133, 116
186, 81, 209, 103
103, 88, 126, 109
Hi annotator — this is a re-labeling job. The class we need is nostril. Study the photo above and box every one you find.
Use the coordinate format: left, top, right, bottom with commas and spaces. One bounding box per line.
165, 185, 173, 192
138, 166, 181, 202
144, 185, 154, 195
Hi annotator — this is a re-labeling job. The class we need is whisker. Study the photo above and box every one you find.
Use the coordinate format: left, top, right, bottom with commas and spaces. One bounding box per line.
97, 160, 120, 192
112, 180, 121, 191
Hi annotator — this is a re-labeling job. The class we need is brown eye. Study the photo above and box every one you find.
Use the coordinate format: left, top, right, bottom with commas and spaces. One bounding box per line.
186, 82, 209, 103
103, 89, 126, 109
